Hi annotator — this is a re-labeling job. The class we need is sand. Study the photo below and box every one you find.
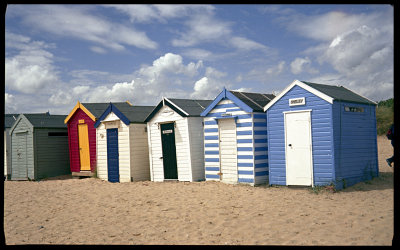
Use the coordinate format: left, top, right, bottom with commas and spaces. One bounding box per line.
4, 136, 394, 245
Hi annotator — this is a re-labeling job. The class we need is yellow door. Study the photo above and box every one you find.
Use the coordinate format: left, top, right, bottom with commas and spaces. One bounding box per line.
78, 123, 91, 171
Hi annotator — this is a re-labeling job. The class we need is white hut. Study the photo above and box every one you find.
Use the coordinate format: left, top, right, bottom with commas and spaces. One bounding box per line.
145, 98, 212, 182
94, 102, 154, 183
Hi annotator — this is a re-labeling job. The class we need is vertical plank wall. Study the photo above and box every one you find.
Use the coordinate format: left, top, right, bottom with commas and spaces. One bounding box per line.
203, 98, 269, 185
267, 85, 334, 186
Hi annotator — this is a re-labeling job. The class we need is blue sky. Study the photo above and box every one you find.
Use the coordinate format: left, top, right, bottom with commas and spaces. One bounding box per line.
5, 4, 393, 114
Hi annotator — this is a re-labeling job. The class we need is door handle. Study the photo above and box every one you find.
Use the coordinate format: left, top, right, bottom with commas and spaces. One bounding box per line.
288, 144, 292, 147
159, 157, 163, 159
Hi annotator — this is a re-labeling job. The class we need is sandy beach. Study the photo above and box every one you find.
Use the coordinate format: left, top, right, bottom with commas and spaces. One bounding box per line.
4, 136, 394, 245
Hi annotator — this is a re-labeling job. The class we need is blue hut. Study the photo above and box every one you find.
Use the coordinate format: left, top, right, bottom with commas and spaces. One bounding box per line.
200, 88, 275, 185
264, 80, 378, 189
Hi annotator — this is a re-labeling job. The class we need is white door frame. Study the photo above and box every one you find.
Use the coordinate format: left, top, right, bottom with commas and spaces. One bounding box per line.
218, 118, 238, 184
283, 110, 314, 187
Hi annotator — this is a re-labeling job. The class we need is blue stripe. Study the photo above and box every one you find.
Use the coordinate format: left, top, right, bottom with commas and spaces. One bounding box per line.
205, 158, 219, 162
238, 170, 253, 175
206, 174, 220, 179
237, 147, 252, 151
205, 167, 220, 171
255, 155, 268, 160
215, 103, 237, 109
205, 120, 217, 125
237, 114, 252, 119
254, 139, 267, 144
254, 130, 267, 135
205, 143, 219, 147
255, 147, 268, 151
205, 151, 219, 155
237, 122, 252, 127
238, 163, 253, 167
237, 130, 252, 135
205, 128, 218, 133
238, 155, 253, 159
253, 114, 266, 119
255, 171, 269, 176
254, 122, 267, 127
255, 163, 268, 168
206, 112, 223, 118
237, 139, 252, 143
226, 108, 242, 112
205, 136, 218, 140
238, 178, 254, 183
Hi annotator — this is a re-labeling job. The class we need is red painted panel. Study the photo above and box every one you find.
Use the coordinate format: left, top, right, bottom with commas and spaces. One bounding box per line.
67, 108, 97, 172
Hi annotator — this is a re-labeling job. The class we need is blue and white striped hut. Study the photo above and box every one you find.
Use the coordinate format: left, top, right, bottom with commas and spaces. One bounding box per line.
264, 80, 378, 189
200, 88, 275, 185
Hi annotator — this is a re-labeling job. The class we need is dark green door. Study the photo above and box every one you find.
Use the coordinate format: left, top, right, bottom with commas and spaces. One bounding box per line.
161, 123, 178, 179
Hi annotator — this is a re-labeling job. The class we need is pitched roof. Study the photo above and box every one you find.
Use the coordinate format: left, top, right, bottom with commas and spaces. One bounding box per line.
301, 81, 376, 105
201, 88, 275, 116
94, 103, 155, 127
230, 91, 275, 112
145, 98, 213, 122
167, 98, 213, 116
81, 102, 130, 118
24, 113, 68, 128
113, 105, 155, 123
4, 114, 19, 128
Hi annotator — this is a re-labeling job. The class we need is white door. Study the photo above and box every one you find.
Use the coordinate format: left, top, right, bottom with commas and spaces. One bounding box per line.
285, 111, 313, 186
218, 118, 237, 183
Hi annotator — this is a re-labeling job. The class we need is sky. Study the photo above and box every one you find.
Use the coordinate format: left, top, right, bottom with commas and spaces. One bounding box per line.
5, 4, 394, 115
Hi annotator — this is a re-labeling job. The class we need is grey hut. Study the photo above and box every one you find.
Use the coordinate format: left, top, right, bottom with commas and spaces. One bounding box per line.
4, 114, 19, 180
10, 113, 70, 180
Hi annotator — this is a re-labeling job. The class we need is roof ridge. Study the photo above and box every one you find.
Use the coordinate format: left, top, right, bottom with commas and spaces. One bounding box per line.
234, 91, 264, 109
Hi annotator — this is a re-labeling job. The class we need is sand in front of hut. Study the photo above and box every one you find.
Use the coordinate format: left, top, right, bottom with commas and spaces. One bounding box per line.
4, 136, 394, 245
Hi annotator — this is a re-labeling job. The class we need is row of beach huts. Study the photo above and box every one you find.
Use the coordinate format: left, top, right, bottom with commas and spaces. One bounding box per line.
4, 80, 379, 189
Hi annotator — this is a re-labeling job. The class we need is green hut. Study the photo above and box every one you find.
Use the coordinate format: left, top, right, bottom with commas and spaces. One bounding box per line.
10, 113, 70, 180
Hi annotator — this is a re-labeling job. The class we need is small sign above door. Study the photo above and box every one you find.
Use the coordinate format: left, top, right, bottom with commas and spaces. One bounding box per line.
289, 97, 305, 106
162, 129, 173, 134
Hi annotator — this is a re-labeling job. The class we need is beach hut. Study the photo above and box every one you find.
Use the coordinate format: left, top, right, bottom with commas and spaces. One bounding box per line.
264, 80, 378, 189
4, 114, 19, 180
10, 113, 70, 180
94, 102, 155, 183
200, 88, 275, 185
64, 101, 130, 177
145, 98, 213, 182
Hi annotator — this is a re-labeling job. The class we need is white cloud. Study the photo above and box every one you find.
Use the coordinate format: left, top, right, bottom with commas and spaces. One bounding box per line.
191, 66, 230, 99
5, 33, 60, 94
172, 14, 232, 47
290, 57, 318, 75
230, 36, 268, 51
279, 7, 393, 101
9, 5, 158, 51
104, 4, 215, 23
90, 46, 107, 54
74, 53, 206, 105
266, 61, 285, 75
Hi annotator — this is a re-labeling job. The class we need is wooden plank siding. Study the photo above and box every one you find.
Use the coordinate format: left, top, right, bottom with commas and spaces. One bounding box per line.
147, 104, 206, 182
4, 128, 12, 178
203, 99, 269, 185
11, 118, 34, 180
96, 112, 151, 182
67, 108, 97, 173
187, 117, 206, 181
129, 123, 150, 181
332, 101, 378, 189
96, 113, 131, 182
267, 85, 335, 186
34, 128, 70, 179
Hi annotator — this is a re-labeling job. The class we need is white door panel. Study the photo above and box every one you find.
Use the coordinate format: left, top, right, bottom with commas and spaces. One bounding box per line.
285, 111, 313, 186
219, 118, 238, 183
